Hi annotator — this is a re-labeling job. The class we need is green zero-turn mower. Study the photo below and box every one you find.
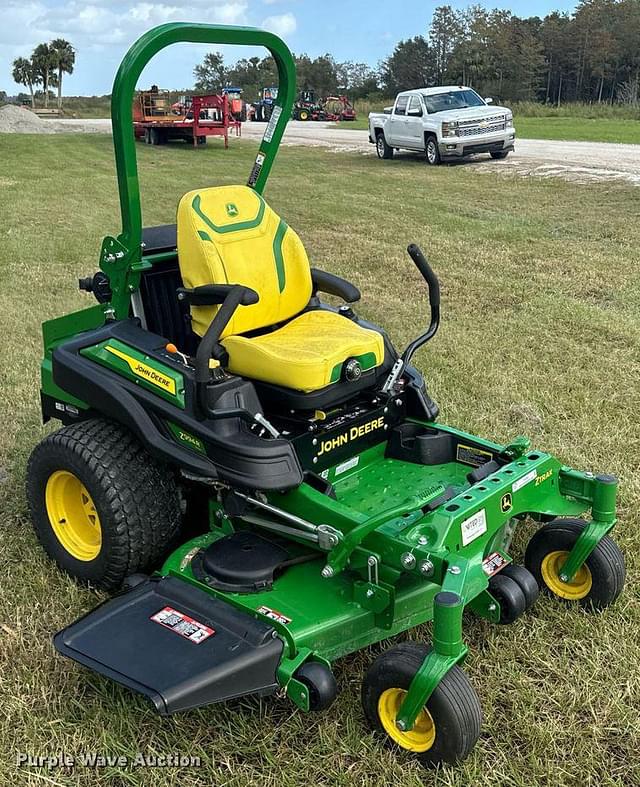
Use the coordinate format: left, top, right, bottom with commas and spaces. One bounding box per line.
27, 23, 626, 768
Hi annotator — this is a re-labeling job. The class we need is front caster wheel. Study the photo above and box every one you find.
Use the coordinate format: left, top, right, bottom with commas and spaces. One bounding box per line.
362, 643, 481, 767
525, 518, 625, 611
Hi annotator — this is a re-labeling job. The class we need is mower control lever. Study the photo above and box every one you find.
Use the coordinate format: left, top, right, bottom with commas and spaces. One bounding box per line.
382, 245, 440, 393
192, 284, 259, 419
177, 284, 259, 307
407, 244, 440, 319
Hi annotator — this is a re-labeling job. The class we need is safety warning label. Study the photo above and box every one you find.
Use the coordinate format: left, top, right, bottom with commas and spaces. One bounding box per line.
456, 443, 493, 467
482, 552, 510, 576
150, 606, 215, 644
257, 605, 292, 625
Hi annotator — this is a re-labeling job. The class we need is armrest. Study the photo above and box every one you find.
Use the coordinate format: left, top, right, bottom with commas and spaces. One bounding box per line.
177, 284, 259, 307
311, 268, 361, 303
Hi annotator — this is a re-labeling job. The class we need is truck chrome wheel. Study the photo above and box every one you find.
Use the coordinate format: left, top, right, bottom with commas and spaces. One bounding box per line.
425, 138, 440, 165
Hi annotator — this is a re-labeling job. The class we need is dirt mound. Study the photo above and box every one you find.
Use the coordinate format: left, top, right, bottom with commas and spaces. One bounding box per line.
0, 104, 58, 133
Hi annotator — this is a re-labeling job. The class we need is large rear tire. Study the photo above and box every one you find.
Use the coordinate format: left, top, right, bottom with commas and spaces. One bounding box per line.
27, 419, 181, 590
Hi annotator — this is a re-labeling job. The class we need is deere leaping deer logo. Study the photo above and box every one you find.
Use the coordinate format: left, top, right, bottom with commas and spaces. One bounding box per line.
225, 202, 239, 217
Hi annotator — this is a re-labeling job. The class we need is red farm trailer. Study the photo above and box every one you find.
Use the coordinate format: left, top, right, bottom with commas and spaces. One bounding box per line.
133, 89, 241, 148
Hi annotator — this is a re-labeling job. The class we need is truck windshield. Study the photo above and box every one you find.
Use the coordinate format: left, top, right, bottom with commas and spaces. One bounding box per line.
422, 90, 485, 114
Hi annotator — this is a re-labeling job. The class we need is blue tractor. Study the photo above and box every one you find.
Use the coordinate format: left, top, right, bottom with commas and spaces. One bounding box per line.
251, 86, 279, 122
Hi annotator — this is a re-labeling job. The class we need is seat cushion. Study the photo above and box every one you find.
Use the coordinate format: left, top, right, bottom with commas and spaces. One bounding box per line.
222, 310, 385, 393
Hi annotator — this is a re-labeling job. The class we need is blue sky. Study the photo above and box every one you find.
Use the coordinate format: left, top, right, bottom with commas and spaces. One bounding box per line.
1, 0, 578, 96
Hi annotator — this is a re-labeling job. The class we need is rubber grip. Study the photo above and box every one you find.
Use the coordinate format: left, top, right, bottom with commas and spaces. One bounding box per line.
407, 244, 440, 311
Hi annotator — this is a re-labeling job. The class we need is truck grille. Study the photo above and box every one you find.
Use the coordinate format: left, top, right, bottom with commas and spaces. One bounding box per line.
457, 115, 506, 137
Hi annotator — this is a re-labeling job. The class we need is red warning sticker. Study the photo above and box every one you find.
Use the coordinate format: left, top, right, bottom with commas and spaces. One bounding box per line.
257, 605, 292, 625
482, 552, 510, 577
150, 606, 215, 644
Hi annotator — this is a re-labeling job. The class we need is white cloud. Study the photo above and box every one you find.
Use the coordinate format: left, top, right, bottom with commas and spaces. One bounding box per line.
0, 1, 249, 52
1, 0, 251, 91
261, 12, 296, 38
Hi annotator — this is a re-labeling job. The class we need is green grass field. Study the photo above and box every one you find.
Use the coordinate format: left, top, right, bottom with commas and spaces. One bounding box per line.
343, 101, 640, 143
338, 114, 640, 143
515, 116, 640, 144
1, 134, 639, 787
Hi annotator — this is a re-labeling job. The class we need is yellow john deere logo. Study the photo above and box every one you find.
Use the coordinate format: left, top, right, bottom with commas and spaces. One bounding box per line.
317, 417, 385, 457
501, 493, 513, 513
225, 202, 239, 217
105, 346, 176, 395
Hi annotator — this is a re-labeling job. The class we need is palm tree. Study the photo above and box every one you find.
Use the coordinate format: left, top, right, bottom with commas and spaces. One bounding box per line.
50, 39, 75, 110
31, 43, 57, 108
12, 57, 39, 108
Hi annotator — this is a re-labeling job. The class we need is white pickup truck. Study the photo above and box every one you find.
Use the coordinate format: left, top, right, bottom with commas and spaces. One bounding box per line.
369, 86, 515, 165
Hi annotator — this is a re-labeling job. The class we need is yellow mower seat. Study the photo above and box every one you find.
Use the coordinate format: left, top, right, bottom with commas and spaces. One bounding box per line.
177, 185, 384, 392
223, 310, 384, 393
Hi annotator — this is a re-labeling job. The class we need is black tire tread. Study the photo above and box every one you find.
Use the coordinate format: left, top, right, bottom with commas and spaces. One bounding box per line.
489, 573, 527, 624
362, 642, 481, 766
500, 563, 540, 609
27, 418, 180, 590
524, 518, 625, 611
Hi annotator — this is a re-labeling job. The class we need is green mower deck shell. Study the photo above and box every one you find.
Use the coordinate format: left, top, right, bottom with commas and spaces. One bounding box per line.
159, 424, 617, 721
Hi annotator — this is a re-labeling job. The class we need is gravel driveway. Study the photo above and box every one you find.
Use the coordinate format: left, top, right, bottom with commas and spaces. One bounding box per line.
55, 117, 640, 186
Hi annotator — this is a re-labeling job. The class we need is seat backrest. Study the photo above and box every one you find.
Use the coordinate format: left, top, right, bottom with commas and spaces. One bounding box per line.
177, 185, 312, 338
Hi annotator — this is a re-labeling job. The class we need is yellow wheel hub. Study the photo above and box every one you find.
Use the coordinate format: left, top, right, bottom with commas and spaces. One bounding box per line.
541, 550, 592, 600
45, 470, 102, 561
377, 688, 436, 753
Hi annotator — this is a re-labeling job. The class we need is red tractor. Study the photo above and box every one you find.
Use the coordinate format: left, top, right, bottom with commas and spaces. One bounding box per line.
291, 90, 357, 122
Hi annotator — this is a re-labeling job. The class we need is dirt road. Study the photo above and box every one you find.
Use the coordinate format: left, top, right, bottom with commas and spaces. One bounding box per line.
241, 120, 640, 186
55, 117, 640, 186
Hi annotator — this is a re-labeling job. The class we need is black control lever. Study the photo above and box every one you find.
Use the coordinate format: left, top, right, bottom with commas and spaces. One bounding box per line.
382, 244, 440, 393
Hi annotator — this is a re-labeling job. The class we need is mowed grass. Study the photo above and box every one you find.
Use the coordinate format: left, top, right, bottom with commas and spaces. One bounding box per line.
515, 116, 640, 144
1, 133, 639, 787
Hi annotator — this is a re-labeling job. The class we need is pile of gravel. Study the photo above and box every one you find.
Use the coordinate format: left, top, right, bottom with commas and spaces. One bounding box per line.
0, 104, 59, 134
0, 104, 112, 134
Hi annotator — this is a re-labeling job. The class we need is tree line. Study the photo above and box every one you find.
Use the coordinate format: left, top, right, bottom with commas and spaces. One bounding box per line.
193, 52, 378, 101
8, 0, 638, 109
12, 41, 75, 109
195, 0, 640, 106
